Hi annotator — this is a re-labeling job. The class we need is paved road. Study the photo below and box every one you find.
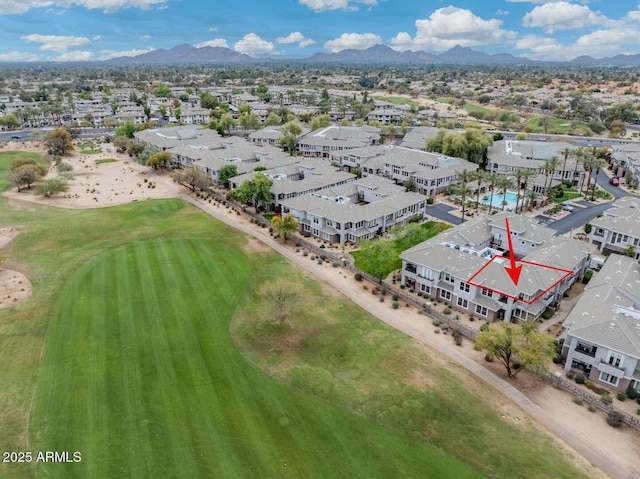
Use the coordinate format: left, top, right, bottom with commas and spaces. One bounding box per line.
0, 127, 115, 141
426, 202, 462, 225
548, 169, 630, 235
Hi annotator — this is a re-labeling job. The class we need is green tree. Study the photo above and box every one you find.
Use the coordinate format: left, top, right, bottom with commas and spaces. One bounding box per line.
218, 164, 238, 188
6, 165, 40, 192
232, 174, 273, 213
45, 127, 74, 156
608, 119, 626, 138
278, 120, 302, 155
115, 121, 136, 138
239, 112, 261, 131
146, 151, 173, 170
475, 322, 555, 378
0, 113, 20, 129
271, 213, 299, 243
264, 112, 281, 126
154, 85, 172, 98
538, 116, 554, 134
172, 166, 211, 192
35, 177, 69, 198
218, 113, 236, 135
158, 105, 168, 118
356, 238, 397, 283
310, 114, 331, 130
138, 145, 160, 165
404, 177, 417, 192
623, 244, 636, 258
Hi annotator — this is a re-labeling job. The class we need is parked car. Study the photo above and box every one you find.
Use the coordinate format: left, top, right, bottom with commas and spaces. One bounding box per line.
10, 135, 21, 140
560, 203, 574, 212
610, 177, 620, 186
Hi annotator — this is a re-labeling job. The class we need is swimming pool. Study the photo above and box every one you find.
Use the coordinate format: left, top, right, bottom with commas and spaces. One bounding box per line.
481, 192, 519, 210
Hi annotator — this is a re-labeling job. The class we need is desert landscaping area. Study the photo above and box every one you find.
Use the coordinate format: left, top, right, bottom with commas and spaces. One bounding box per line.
1, 140, 174, 209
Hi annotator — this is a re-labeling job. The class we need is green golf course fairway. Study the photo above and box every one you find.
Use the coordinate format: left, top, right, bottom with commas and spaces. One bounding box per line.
29, 238, 481, 479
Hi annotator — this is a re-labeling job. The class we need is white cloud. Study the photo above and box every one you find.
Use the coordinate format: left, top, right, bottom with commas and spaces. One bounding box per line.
21, 33, 91, 53
0, 0, 168, 15
195, 38, 229, 49
523, 2, 609, 33
275, 32, 315, 48
0, 51, 42, 62
99, 47, 154, 60
514, 34, 563, 58
93, 35, 101, 41
140, 34, 152, 40
390, 6, 516, 52
324, 32, 382, 52
299, 0, 376, 13
233, 33, 274, 56
51, 50, 93, 61
208, 27, 218, 33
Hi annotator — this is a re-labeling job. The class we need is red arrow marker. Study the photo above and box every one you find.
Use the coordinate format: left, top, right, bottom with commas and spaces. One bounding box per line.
504, 218, 522, 286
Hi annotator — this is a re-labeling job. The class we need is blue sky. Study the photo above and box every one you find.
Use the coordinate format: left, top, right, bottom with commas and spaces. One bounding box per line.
0, 1, 639, 62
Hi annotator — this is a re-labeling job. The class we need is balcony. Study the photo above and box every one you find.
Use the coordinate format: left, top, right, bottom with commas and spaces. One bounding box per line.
575, 344, 597, 357
405, 264, 417, 274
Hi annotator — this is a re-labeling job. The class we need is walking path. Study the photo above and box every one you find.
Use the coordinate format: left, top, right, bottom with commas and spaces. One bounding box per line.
152, 170, 637, 479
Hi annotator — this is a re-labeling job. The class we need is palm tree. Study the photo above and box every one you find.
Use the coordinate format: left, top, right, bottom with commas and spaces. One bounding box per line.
451, 181, 474, 224
514, 169, 525, 214
580, 154, 595, 195
560, 147, 573, 183
486, 172, 500, 212
519, 168, 536, 215
571, 149, 585, 189
472, 169, 488, 212
545, 156, 561, 190
590, 157, 607, 201
496, 176, 514, 211
456, 168, 474, 184
526, 190, 538, 211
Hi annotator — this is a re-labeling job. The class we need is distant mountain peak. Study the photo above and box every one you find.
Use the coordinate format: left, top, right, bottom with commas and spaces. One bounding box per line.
105, 44, 257, 64
100, 42, 640, 67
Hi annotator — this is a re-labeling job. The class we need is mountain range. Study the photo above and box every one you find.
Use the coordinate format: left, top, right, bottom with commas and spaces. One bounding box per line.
105, 43, 640, 67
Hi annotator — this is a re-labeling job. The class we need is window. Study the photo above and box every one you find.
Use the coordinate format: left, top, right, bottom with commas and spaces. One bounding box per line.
440, 290, 451, 301
457, 298, 468, 309
444, 273, 455, 283
458, 282, 470, 293
481, 288, 492, 298
322, 232, 330, 241
313, 217, 319, 224
420, 267, 433, 280
607, 352, 624, 368
420, 284, 430, 294
475, 305, 488, 317
599, 372, 619, 386
326, 219, 334, 227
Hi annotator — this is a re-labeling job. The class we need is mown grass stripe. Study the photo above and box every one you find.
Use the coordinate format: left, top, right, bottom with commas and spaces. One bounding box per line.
113, 246, 152, 478
136, 240, 201, 478
86, 260, 109, 479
